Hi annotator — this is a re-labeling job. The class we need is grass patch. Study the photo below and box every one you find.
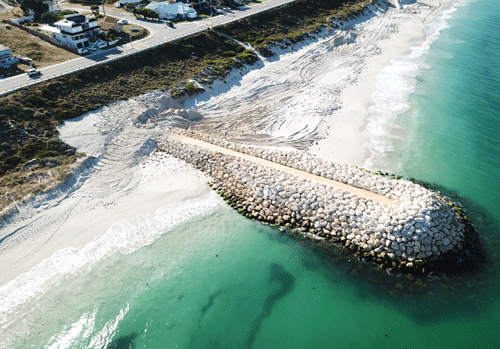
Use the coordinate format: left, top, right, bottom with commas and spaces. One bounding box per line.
0, 24, 80, 71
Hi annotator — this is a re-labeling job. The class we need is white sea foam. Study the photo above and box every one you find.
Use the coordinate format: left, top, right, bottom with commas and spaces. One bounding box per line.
363, 0, 468, 171
0, 192, 221, 343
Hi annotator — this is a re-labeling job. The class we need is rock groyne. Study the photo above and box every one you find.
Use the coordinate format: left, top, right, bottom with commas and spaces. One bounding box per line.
158, 130, 477, 275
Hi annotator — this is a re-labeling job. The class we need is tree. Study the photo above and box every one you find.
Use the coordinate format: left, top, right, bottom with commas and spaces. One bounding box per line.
20, 0, 49, 21
145, 8, 159, 20
90, 5, 100, 16
135, 7, 159, 20
40, 12, 58, 23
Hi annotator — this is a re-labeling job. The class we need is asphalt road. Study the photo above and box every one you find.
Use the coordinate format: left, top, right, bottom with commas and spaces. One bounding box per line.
0, 0, 297, 96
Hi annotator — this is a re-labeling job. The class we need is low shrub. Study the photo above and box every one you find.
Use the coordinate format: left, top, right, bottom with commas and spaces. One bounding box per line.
184, 81, 196, 92
143, 66, 158, 76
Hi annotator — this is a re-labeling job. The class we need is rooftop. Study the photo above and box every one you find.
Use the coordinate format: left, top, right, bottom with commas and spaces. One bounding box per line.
40, 24, 62, 34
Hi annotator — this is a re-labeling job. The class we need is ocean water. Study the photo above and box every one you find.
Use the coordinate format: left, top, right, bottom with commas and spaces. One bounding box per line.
2, 0, 500, 348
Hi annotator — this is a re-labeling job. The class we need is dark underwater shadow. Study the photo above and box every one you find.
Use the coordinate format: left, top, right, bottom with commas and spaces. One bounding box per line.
187, 263, 295, 349
105, 332, 137, 349
246, 263, 295, 348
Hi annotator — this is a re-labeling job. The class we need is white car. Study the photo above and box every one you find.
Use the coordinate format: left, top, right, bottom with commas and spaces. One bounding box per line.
117, 19, 128, 25
97, 42, 108, 48
88, 45, 97, 51
26, 69, 41, 77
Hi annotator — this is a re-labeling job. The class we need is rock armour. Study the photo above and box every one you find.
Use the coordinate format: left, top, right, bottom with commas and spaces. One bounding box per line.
158, 129, 468, 272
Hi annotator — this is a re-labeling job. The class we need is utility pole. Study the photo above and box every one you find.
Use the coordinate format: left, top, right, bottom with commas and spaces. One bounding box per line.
102, 0, 106, 16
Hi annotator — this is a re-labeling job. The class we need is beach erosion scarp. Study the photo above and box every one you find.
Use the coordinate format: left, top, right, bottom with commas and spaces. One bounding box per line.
159, 129, 480, 275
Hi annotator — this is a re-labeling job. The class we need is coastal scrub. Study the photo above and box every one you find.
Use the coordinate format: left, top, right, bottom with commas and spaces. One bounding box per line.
0, 0, 373, 211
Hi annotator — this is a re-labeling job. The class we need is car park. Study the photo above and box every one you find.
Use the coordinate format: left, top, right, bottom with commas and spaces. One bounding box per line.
26, 69, 41, 77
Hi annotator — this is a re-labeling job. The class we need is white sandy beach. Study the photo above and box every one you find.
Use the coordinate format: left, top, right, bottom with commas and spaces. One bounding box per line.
0, 0, 450, 292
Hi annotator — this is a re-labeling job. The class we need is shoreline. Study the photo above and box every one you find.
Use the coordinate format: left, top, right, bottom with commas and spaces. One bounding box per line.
0, 152, 212, 286
0, 0, 453, 287
309, 0, 453, 167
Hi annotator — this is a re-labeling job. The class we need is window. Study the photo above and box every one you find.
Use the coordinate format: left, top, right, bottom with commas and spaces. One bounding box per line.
77, 42, 83, 48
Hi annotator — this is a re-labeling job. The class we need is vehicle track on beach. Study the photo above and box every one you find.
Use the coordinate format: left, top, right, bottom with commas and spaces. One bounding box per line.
0, 93, 178, 253
193, 1, 401, 149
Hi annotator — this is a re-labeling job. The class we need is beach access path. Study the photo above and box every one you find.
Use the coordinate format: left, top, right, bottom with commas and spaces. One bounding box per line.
170, 134, 395, 207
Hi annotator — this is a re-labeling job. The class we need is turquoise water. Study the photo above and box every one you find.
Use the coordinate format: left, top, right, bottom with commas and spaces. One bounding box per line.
2, 0, 500, 348
5, 204, 499, 349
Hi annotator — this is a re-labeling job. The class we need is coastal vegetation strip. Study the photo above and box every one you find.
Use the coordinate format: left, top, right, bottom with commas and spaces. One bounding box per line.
0, 0, 374, 210
170, 133, 395, 207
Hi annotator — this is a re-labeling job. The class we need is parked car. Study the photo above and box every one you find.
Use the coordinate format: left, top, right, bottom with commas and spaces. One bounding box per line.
88, 45, 97, 51
116, 19, 128, 25
165, 20, 173, 28
97, 41, 108, 48
26, 69, 41, 77
223, 7, 232, 12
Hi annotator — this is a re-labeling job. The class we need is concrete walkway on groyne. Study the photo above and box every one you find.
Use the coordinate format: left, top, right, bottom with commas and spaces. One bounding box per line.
170, 134, 395, 207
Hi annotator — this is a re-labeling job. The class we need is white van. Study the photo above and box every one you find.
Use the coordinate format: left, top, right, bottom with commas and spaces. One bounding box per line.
26, 69, 41, 77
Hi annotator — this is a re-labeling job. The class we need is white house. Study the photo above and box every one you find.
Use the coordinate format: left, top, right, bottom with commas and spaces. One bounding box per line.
0, 45, 20, 68
40, 14, 101, 54
145, 1, 198, 20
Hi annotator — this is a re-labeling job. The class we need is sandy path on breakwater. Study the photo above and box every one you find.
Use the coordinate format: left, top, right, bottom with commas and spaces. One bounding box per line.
171, 134, 394, 207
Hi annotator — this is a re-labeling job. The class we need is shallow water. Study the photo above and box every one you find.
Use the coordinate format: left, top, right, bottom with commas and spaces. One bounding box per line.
4, 203, 498, 349
2, 0, 500, 348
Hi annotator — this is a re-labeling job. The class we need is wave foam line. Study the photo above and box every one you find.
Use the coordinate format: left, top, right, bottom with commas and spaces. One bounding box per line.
0, 192, 221, 328
363, 0, 468, 170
